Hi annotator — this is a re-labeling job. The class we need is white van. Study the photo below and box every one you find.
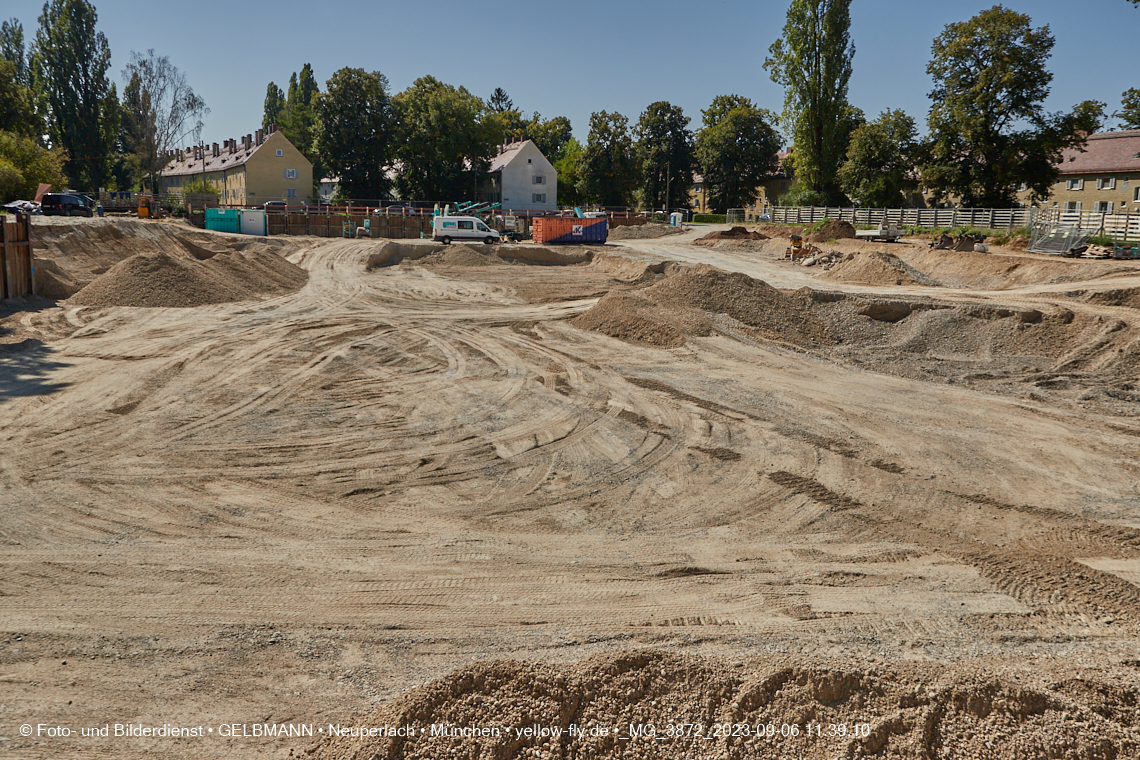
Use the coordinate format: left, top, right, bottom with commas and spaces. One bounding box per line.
432, 215, 500, 245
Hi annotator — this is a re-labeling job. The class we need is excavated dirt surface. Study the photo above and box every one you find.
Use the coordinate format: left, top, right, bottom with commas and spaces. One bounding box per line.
696, 226, 769, 243
4, 220, 1140, 760
805, 219, 857, 243
607, 224, 684, 240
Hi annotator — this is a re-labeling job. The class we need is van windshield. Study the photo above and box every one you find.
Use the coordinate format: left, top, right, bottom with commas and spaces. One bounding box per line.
477, 223, 489, 232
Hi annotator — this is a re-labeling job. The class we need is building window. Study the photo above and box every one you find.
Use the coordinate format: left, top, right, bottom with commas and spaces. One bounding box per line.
1097, 177, 1116, 190
1065, 201, 1081, 212
532, 193, 546, 204
1096, 201, 1114, 213
285, 169, 298, 179
287, 188, 296, 198
1066, 178, 1084, 191
276, 149, 283, 157
533, 175, 545, 185
1135, 186, 1140, 202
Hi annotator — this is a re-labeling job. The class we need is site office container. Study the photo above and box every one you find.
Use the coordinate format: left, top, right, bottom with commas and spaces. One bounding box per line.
531, 217, 608, 244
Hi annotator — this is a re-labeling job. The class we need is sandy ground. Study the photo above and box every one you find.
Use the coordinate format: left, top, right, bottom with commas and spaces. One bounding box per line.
3, 219, 1140, 759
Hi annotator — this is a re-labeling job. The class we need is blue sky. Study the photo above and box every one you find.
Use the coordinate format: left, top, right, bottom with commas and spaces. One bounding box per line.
6, 0, 1140, 146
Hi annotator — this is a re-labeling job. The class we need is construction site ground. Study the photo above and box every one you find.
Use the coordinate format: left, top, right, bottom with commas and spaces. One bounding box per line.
3, 218, 1140, 759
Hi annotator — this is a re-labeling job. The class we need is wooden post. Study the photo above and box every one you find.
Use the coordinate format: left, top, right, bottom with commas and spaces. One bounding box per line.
1, 215, 8, 299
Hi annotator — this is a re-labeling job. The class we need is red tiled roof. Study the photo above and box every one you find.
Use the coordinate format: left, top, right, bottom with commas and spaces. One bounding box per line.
1058, 130, 1140, 175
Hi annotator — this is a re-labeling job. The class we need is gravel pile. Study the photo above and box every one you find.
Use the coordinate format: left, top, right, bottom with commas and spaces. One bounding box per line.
311, 651, 1140, 760
608, 224, 684, 241
823, 251, 942, 287
69, 247, 307, 308
407, 244, 507, 267
571, 264, 832, 349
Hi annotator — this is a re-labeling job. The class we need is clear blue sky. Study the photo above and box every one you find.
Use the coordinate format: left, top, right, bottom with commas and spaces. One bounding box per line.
6, 0, 1140, 146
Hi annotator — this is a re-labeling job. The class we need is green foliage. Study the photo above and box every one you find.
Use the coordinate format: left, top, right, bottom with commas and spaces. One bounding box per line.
0, 59, 39, 138
1, 18, 29, 86
120, 50, 207, 197
488, 87, 513, 113
923, 6, 1104, 208
694, 95, 781, 212
776, 184, 829, 207
394, 76, 503, 201
1116, 88, 1140, 130
181, 177, 214, 195
692, 213, 727, 223
837, 109, 920, 208
263, 83, 285, 131
554, 137, 584, 207
527, 115, 572, 161
765, 0, 855, 205
316, 67, 396, 202
0, 129, 66, 201
31, 0, 115, 190
635, 101, 694, 210
0, 156, 22, 200
580, 110, 639, 207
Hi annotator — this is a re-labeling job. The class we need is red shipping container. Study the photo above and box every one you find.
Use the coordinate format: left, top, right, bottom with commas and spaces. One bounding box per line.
531, 217, 608, 244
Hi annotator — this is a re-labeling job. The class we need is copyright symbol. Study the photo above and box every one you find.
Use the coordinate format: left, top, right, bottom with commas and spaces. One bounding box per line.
20, 724, 32, 736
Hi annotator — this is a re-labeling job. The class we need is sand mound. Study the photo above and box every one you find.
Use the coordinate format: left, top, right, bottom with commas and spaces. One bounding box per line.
823, 251, 941, 287
608, 224, 684, 240
311, 652, 1140, 760
806, 219, 856, 242
69, 248, 307, 308
586, 253, 684, 284
696, 226, 769, 243
572, 264, 832, 348
405, 244, 506, 267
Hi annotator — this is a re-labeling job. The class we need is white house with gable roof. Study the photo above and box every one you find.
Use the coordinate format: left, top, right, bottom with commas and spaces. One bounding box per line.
481, 139, 557, 213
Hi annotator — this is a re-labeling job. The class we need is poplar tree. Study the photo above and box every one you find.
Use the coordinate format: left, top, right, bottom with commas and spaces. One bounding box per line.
31, 0, 115, 189
764, 0, 855, 205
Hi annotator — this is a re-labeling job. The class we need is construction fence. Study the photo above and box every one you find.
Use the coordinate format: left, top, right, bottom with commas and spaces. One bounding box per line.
259, 210, 649, 239
1, 213, 34, 299
767, 206, 1140, 241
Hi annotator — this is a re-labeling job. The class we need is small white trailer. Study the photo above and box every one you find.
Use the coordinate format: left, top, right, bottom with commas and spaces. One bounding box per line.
855, 222, 904, 242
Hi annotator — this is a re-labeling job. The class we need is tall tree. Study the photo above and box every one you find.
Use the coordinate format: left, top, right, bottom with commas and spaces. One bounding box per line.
31, 0, 114, 189
316, 67, 396, 202
119, 49, 208, 195
0, 59, 39, 138
580, 111, 639, 207
263, 82, 285, 130
694, 95, 781, 212
281, 64, 318, 157
528, 114, 572, 161
1, 18, 29, 86
554, 137, 584, 207
923, 6, 1104, 207
764, 0, 855, 205
837, 109, 920, 208
635, 101, 694, 210
488, 87, 513, 113
1116, 88, 1140, 130
394, 76, 503, 201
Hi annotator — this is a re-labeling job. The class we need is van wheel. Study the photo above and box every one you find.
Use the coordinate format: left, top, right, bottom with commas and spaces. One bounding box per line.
63, 207, 71, 217
484, 236, 495, 245
441, 236, 451, 246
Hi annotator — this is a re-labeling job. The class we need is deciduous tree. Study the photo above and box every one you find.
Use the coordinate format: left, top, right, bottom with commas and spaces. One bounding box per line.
31, 0, 115, 189
764, 0, 855, 205
1, 18, 29, 86
837, 109, 920, 208
694, 96, 781, 212
394, 76, 503, 201
0, 59, 39, 138
635, 101, 694, 210
120, 49, 207, 195
527, 115, 572, 161
316, 67, 396, 202
923, 6, 1104, 207
580, 111, 639, 207
263, 83, 285, 131
1116, 88, 1140, 130
554, 137, 584, 207
0, 129, 66, 201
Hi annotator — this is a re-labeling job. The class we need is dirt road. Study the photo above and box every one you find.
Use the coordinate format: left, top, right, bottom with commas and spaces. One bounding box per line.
3, 221, 1140, 758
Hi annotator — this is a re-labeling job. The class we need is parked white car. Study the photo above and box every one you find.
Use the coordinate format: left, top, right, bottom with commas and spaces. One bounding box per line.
432, 215, 500, 245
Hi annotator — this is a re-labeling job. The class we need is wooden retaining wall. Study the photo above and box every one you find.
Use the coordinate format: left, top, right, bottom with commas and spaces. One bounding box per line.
1, 213, 34, 299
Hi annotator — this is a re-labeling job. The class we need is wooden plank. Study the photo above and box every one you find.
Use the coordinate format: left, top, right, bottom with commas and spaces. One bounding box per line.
1, 218, 9, 299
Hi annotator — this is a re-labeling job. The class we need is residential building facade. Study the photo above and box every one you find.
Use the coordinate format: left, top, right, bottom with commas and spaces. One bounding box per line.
1019, 130, 1140, 213
481, 139, 557, 213
157, 126, 313, 207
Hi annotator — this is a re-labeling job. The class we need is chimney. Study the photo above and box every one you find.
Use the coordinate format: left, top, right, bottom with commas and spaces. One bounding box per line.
267, 124, 276, 134
246, 134, 252, 150
255, 129, 263, 145
212, 142, 219, 157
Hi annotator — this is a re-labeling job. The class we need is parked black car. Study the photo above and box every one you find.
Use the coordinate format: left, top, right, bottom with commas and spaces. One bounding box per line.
40, 193, 95, 217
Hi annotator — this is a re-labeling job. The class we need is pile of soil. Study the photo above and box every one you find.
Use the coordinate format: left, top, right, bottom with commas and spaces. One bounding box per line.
608, 224, 684, 241
1083, 287, 1140, 309
586, 253, 684, 285
822, 251, 941, 287
311, 651, 1140, 760
571, 264, 832, 349
805, 219, 857, 242
408, 244, 507, 267
69, 248, 307, 308
696, 226, 768, 243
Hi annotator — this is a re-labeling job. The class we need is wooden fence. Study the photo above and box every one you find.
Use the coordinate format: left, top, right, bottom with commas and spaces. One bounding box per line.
1, 213, 34, 299
266, 213, 433, 238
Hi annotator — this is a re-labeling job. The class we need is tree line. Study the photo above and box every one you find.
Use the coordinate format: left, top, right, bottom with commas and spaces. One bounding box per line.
3, 0, 1139, 209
